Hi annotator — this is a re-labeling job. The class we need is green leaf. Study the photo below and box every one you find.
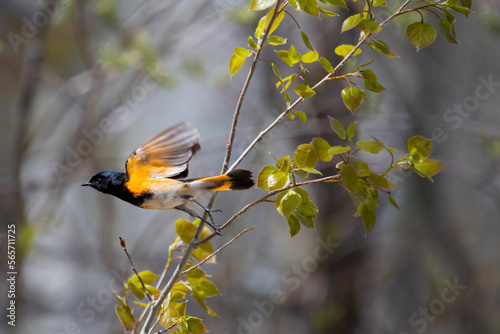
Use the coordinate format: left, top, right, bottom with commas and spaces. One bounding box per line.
323, 0, 347, 10
358, 19, 383, 33
342, 13, 363, 32
250, 0, 277, 10
185, 316, 208, 334
388, 195, 402, 212
271, 63, 282, 81
357, 139, 386, 154
301, 50, 319, 63
294, 144, 318, 168
303, 0, 320, 17
448, 4, 472, 15
368, 173, 396, 189
295, 84, 316, 98
413, 158, 445, 181
176, 219, 198, 244
334, 44, 362, 57
248, 36, 258, 49
276, 50, 294, 67
294, 111, 307, 123
361, 69, 377, 82
288, 0, 301, 10
127, 279, 145, 300
328, 146, 351, 155
230, 54, 246, 77
340, 165, 359, 193
287, 214, 301, 237
116, 305, 136, 331
328, 116, 346, 139
319, 57, 334, 73
356, 57, 375, 70
407, 22, 437, 52
319, 7, 338, 17
439, 19, 460, 45
407, 135, 432, 162
131, 271, 159, 286
341, 87, 363, 113
373, 0, 387, 7
234, 47, 252, 57
276, 155, 291, 173
257, 165, 290, 190
346, 121, 356, 140
175, 219, 214, 261
300, 30, 315, 50
370, 39, 399, 57
255, 9, 284, 39
276, 189, 302, 218
312, 137, 332, 161
270, 10, 286, 35
268, 35, 287, 45
364, 80, 385, 93
362, 204, 376, 235
289, 45, 302, 63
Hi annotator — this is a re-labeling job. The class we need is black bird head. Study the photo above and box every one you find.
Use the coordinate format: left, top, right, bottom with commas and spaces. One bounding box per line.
82, 171, 125, 194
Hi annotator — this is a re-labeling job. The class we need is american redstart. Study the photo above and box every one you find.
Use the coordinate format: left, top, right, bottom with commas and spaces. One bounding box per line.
82, 122, 254, 230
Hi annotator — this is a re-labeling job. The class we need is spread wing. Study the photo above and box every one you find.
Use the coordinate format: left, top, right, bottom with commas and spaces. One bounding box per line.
125, 122, 200, 181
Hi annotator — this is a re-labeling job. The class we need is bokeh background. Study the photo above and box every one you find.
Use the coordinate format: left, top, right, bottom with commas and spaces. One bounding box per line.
1, 0, 500, 333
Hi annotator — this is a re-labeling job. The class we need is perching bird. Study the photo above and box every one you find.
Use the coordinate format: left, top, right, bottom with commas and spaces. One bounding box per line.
82, 122, 254, 230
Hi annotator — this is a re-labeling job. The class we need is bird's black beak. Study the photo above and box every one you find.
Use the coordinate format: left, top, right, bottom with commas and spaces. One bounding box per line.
81, 182, 91, 187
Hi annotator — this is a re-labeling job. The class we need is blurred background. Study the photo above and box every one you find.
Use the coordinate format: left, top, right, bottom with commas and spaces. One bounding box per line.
1, 0, 500, 333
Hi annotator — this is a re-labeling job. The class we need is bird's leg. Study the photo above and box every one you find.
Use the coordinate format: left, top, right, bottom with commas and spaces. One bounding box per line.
175, 204, 221, 235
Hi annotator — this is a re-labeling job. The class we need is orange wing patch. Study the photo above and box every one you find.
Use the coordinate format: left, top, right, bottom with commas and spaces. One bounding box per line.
125, 122, 200, 195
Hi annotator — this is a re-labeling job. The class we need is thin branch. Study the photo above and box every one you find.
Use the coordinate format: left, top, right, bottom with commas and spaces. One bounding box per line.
182, 227, 254, 275
119, 237, 153, 303
200, 175, 341, 245
221, 0, 283, 174
228, 0, 413, 173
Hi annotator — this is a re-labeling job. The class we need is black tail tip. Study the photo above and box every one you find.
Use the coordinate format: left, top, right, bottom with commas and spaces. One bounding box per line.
227, 169, 254, 190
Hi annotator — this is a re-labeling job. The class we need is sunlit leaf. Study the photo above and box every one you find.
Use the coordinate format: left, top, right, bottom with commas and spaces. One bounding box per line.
407, 135, 432, 162
319, 57, 334, 73
294, 111, 307, 123
323, 0, 347, 10
230, 54, 246, 77
301, 50, 319, 63
250, 0, 277, 10
116, 306, 136, 331
276, 189, 302, 218
294, 144, 318, 168
357, 139, 386, 154
342, 13, 363, 32
248, 36, 258, 49
234, 47, 252, 57
300, 30, 315, 50
268, 35, 287, 45
334, 44, 362, 57
312, 137, 332, 161
295, 84, 316, 98
358, 19, 383, 33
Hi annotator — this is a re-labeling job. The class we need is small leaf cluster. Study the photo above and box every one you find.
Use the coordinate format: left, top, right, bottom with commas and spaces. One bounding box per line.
257, 117, 444, 236
403, 0, 472, 51
114, 219, 220, 333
